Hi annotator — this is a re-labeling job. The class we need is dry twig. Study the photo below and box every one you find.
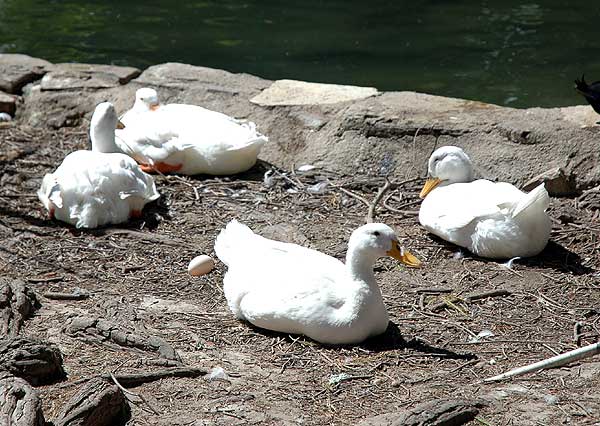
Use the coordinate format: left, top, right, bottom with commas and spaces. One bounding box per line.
484, 342, 600, 382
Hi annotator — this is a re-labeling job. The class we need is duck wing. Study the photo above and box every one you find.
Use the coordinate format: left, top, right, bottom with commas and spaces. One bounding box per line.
45, 151, 158, 227
214, 221, 347, 325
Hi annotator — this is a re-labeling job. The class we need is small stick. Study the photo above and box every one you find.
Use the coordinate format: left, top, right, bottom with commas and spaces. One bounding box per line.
110, 372, 160, 415
43, 290, 90, 301
27, 275, 63, 283
336, 186, 370, 207
415, 288, 454, 294
483, 342, 600, 382
465, 289, 512, 302
367, 179, 393, 223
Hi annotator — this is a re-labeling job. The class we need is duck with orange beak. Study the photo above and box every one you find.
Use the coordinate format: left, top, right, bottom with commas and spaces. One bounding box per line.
214, 221, 421, 345
115, 87, 268, 175
418, 146, 551, 259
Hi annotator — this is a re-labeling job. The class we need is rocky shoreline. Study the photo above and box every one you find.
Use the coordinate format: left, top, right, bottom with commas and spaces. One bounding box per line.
1, 53, 599, 194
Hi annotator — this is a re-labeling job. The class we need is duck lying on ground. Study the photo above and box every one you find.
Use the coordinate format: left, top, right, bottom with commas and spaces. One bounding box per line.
38, 102, 159, 228
214, 220, 421, 345
115, 88, 268, 175
418, 146, 551, 259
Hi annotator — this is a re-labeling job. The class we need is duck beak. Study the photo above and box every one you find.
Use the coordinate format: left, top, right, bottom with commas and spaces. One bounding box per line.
387, 241, 422, 268
419, 177, 442, 199
150, 104, 160, 111
116, 120, 126, 130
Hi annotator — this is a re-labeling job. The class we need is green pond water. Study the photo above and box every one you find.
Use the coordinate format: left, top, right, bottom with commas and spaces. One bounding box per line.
1, 0, 599, 108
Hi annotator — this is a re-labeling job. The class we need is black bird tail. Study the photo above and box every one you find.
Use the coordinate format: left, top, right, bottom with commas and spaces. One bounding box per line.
574, 74, 589, 94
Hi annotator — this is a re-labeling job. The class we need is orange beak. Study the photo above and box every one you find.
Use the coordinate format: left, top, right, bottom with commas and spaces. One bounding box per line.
116, 120, 125, 130
150, 104, 160, 111
386, 240, 422, 268
419, 177, 442, 199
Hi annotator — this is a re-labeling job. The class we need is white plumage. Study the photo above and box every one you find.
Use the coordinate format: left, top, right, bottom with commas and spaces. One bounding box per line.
37, 102, 159, 229
115, 87, 268, 175
214, 220, 421, 345
418, 146, 551, 259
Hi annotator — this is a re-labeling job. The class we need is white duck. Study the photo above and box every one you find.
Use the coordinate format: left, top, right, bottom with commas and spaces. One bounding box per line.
214, 220, 421, 345
115, 87, 268, 175
418, 146, 551, 259
37, 102, 159, 229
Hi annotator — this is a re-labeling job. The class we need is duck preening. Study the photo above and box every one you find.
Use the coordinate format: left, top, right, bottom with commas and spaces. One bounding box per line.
214, 220, 421, 345
37, 102, 159, 228
115, 88, 268, 175
574, 75, 600, 115
418, 146, 551, 259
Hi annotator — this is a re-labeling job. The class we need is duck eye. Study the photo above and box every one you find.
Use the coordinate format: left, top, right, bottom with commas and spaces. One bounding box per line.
373, 231, 380, 237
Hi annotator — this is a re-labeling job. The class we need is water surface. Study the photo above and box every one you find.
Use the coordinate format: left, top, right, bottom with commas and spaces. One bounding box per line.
1, 0, 599, 107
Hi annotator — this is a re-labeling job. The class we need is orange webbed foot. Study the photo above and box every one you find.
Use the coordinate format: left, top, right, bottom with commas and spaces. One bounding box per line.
138, 162, 182, 174
130, 209, 143, 219
154, 161, 183, 173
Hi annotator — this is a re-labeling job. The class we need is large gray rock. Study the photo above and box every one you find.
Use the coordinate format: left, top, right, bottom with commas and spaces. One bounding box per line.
18, 62, 141, 128
0, 54, 52, 94
250, 79, 378, 106
11, 54, 600, 190
41, 63, 140, 90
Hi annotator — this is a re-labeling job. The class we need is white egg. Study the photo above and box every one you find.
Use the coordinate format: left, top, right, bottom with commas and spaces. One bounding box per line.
187, 255, 215, 276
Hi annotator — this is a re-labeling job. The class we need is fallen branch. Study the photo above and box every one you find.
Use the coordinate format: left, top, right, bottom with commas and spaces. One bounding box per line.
43, 289, 90, 301
27, 275, 64, 283
483, 341, 600, 382
336, 186, 370, 207
465, 289, 512, 302
367, 177, 422, 223
367, 179, 393, 223
102, 367, 208, 387
415, 287, 454, 294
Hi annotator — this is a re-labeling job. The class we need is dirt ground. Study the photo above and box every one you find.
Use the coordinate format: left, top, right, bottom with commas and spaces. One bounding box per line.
1, 122, 600, 425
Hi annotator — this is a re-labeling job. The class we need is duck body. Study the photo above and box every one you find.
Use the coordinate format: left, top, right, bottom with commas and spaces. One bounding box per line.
38, 103, 159, 229
116, 88, 268, 175
574, 75, 600, 114
418, 146, 550, 259
214, 221, 420, 345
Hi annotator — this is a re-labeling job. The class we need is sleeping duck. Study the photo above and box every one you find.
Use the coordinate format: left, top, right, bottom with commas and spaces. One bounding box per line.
115, 87, 268, 175
418, 146, 550, 259
214, 220, 421, 345
37, 102, 159, 228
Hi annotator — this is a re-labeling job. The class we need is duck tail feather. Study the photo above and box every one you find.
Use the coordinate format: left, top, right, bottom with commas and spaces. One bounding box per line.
512, 183, 549, 219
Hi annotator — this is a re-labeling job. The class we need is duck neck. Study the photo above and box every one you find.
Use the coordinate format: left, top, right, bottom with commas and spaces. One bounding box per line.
345, 247, 378, 285
90, 122, 119, 153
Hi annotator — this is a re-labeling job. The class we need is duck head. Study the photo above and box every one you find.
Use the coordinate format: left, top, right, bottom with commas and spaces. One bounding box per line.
134, 87, 160, 111
90, 102, 124, 153
347, 223, 421, 269
419, 146, 474, 198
